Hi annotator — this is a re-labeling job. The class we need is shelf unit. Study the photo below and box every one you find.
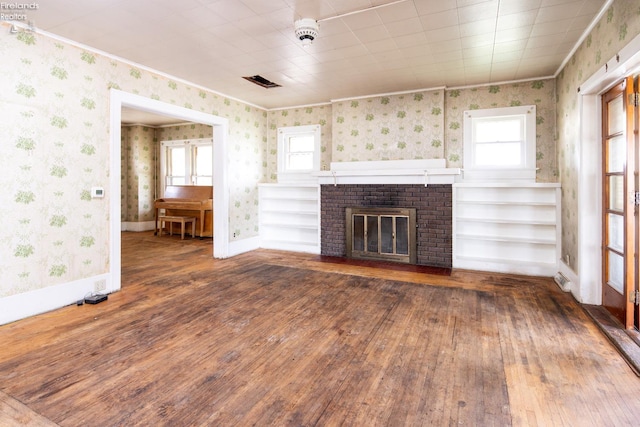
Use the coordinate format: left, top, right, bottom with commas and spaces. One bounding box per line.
258, 183, 320, 254
453, 183, 561, 276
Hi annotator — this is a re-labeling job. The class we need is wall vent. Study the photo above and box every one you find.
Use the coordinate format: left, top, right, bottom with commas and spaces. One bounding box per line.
242, 75, 281, 89
553, 272, 572, 292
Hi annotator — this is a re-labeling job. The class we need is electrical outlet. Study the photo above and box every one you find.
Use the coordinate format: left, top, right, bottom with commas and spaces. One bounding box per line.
233, 232, 236, 238
94, 279, 107, 292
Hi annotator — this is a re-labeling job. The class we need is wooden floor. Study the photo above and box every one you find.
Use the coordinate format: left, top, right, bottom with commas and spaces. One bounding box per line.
1, 232, 640, 426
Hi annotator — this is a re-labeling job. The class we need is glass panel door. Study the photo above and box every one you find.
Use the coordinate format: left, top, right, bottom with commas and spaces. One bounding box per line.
602, 76, 637, 328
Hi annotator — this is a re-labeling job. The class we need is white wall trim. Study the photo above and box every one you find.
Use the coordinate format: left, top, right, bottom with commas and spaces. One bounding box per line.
0, 273, 110, 325
110, 90, 232, 293
121, 221, 156, 232
574, 33, 640, 305
229, 236, 261, 257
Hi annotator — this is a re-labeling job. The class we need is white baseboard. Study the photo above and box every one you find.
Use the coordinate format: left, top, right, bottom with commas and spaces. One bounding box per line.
121, 221, 156, 232
228, 236, 260, 257
453, 257, 557, 277
0, 273, 114, 325
260, 240, 321, 255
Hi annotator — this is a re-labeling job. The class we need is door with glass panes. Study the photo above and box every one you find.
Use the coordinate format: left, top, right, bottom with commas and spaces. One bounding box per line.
601, 76, 639, 329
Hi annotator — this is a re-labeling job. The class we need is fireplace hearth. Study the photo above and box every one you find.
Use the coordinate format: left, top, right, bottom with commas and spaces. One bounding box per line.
321, 184, 452, 269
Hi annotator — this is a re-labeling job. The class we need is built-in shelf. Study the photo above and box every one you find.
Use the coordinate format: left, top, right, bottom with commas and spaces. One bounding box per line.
259, 183, 320, 254
453, 182, 561, 276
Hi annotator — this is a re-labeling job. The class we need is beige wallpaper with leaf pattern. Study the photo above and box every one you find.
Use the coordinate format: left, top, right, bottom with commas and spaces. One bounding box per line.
332, 90, 445, 162
271, 83, 556, 183
445, 80, 557, 182
266, 105, 333, 181
557, 0, 640, 273
0, 24, 267, 298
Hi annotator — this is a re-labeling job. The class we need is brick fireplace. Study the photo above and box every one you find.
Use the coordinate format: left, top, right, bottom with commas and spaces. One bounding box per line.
320, 184, 452, 268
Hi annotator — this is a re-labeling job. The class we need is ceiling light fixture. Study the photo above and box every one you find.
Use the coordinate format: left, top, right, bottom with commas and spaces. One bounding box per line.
294, 18, 319, 47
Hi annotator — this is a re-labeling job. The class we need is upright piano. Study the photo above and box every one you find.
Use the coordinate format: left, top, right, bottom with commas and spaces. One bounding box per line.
154, 185, 213, 238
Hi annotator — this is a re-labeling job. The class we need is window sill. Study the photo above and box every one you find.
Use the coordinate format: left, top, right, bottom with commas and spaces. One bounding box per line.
461, 168, 537, 182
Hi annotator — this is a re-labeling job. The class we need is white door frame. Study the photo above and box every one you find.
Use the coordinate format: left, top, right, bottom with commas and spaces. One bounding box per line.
109, 89, 230, 292
576, 34, 640, 304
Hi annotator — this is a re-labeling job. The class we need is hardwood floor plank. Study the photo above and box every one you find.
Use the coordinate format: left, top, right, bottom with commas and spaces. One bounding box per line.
1, 231, 640, 426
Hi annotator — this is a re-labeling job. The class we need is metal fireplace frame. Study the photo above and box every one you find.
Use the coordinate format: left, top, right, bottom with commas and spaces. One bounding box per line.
345, 207, 417, 264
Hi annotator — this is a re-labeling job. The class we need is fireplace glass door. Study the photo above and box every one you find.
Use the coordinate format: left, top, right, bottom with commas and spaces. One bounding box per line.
347, 207, 416, 264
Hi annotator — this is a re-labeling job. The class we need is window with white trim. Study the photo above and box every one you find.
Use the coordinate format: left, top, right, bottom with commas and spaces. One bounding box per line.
160, 138, 212, 195
277, 124, 321, 182
463, 105, 536, 181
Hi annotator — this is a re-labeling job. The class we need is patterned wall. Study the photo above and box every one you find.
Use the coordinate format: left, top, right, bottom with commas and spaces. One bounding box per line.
444, 80, 557, 183
556, 0, 640, 272
156, 123, 213, 141
266, 105, 333, 181
121, 125, 157, 222
0, 24, 267, 298
332, 90, 445, 163
273, 82, 557, 183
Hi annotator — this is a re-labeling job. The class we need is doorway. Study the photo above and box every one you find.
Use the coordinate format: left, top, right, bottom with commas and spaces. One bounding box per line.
109, 89, 230, 293
601, 76, 639, 329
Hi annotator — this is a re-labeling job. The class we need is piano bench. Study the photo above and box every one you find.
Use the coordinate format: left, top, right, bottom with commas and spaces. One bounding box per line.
157, 216, 196, 240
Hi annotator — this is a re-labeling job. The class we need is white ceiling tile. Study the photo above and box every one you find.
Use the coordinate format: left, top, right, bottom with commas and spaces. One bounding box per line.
366, 38, 400, 53
385, 17, 424, 37
496, 10, 537, 30
493, 39, 529, 54
530, 19, 573, 37
536, 1, 586, 23
459, 18, 498, 37
424, 25, 461, 43
377, 1, 419, 23
240, 0, 292, 15
340, 9, 383, 30
457, 1, 499, 24
497, 0, 543, 15
353, 24, 392, 43
29, 0, 610, 108
429, 39, 463, 54
461, 32, 495, 49
419, 10, 459, 31
494, 26, 532, 43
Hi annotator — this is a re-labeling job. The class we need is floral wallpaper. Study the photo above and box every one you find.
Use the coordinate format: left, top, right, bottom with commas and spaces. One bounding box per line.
266, 105, 333, 181
331, 90, 445, 162
274, 82, 557, 183
0, 23, 267, 298
156, 123, 213, 141
121, 125, 156, 223
444, 79, 557, 182
557, 0, 640, 272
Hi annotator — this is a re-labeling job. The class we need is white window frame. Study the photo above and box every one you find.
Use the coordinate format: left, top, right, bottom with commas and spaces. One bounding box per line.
277, 124, 321, 183
159, 138, 212, 196
463, 105, 536, 181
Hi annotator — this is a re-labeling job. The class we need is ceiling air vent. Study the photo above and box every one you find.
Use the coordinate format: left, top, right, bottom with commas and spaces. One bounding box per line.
242, 75, 281, 89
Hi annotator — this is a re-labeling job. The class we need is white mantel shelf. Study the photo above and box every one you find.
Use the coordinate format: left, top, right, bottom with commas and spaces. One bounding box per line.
316, 159, 460, 186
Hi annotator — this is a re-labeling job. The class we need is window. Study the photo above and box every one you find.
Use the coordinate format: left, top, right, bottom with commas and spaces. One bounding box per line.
277, 124, 321, 182
160, 138, 212, 194
463, 105, 536, 181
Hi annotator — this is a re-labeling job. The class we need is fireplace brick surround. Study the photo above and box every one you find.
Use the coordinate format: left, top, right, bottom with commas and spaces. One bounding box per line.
320, 184, 452, 268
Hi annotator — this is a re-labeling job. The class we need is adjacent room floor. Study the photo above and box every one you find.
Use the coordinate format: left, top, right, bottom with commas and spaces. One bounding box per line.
1, 231, 640, 426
